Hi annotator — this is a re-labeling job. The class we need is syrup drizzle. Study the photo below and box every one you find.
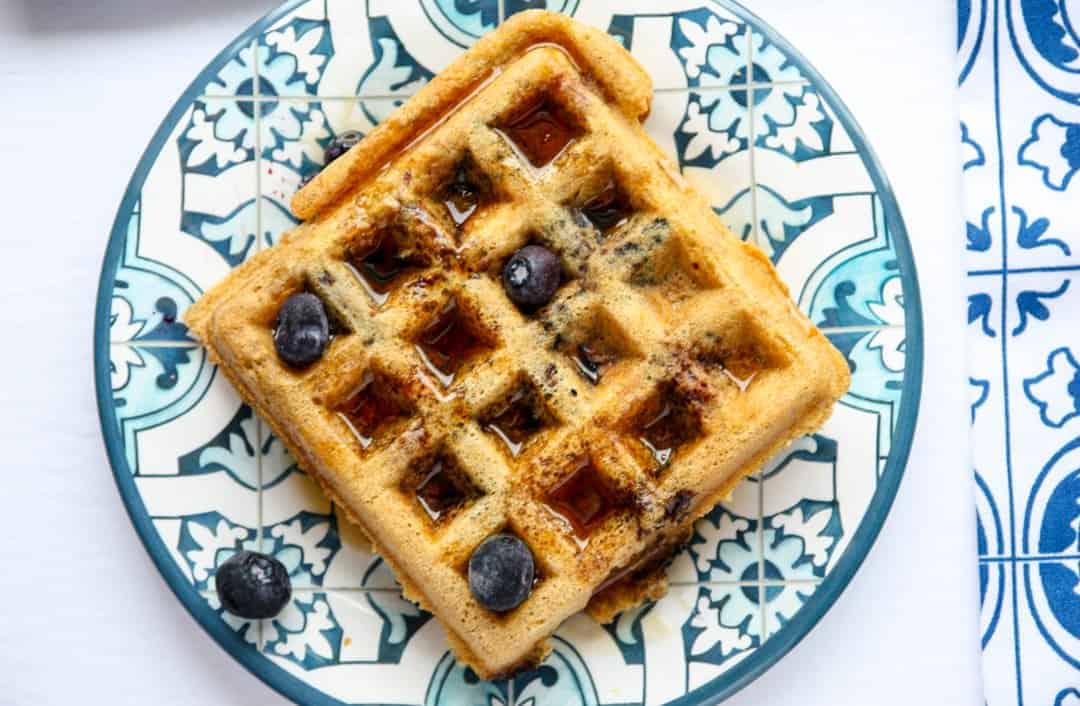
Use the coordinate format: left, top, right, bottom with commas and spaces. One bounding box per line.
501, 100, 579, 168
638, 401, 676, 468
578, 182, 631, 233
573, 342, 617, 385
415, 299, 488, 387
482, 386, 547, 457
442, 164, 481, 228
632, 383, 704, 474
719, 350, 764, 392
348, 233, 420, 307
723, 367, 757, 392
546, 460, 617, 544
414, 455, 470, 523
338, 370, 409, 449
695, 343, 765, 393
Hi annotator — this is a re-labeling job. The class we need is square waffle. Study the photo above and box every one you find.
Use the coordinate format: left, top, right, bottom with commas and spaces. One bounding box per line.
185, 10, 850, 678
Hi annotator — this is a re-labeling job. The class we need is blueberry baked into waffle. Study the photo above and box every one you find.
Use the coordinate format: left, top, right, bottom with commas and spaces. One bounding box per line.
185, 10, 851, 679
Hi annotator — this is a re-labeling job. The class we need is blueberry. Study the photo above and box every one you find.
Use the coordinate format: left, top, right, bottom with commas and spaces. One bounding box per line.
468, 534, 535, 612
324, 130, 363, 165
215, 551, 292, 619
274, 292, 330, 368
502, 245, 561, 310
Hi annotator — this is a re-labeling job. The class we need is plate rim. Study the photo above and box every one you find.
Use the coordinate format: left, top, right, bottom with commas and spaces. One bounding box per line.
92, 1, 924, 704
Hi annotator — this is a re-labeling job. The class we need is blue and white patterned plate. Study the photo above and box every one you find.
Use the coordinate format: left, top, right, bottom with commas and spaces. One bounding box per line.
93, 1, 923, 703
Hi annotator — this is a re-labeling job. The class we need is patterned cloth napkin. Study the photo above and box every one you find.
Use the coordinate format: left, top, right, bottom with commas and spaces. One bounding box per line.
957, 1, 1080, 703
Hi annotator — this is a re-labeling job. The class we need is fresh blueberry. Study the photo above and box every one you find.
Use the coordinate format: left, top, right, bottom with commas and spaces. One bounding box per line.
324, 130, 363, 165
274, 292, 330, 368
502, 244, 561, 310
468, 534, 535, 612
215, 550, 292, 619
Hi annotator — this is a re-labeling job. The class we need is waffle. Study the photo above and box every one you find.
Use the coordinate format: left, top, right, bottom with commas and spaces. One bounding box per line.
185, 10, 850, 679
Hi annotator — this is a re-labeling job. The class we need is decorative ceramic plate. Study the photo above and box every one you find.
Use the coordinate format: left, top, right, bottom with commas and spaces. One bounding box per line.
94, 1, 922, 703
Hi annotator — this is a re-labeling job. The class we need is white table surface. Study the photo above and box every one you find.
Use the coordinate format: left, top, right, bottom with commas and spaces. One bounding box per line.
0, 1, 981, 704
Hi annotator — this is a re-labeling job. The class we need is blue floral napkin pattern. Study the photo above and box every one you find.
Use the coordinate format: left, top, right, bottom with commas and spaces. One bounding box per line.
958, 1, 1080, 703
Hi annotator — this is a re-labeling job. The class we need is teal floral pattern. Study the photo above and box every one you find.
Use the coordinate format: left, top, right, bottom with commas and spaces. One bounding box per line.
673, 9, 747, 86
96, 2, 919, 704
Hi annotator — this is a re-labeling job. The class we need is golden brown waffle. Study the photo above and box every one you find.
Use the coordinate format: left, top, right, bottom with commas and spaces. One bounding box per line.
185, 10, 850, 679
